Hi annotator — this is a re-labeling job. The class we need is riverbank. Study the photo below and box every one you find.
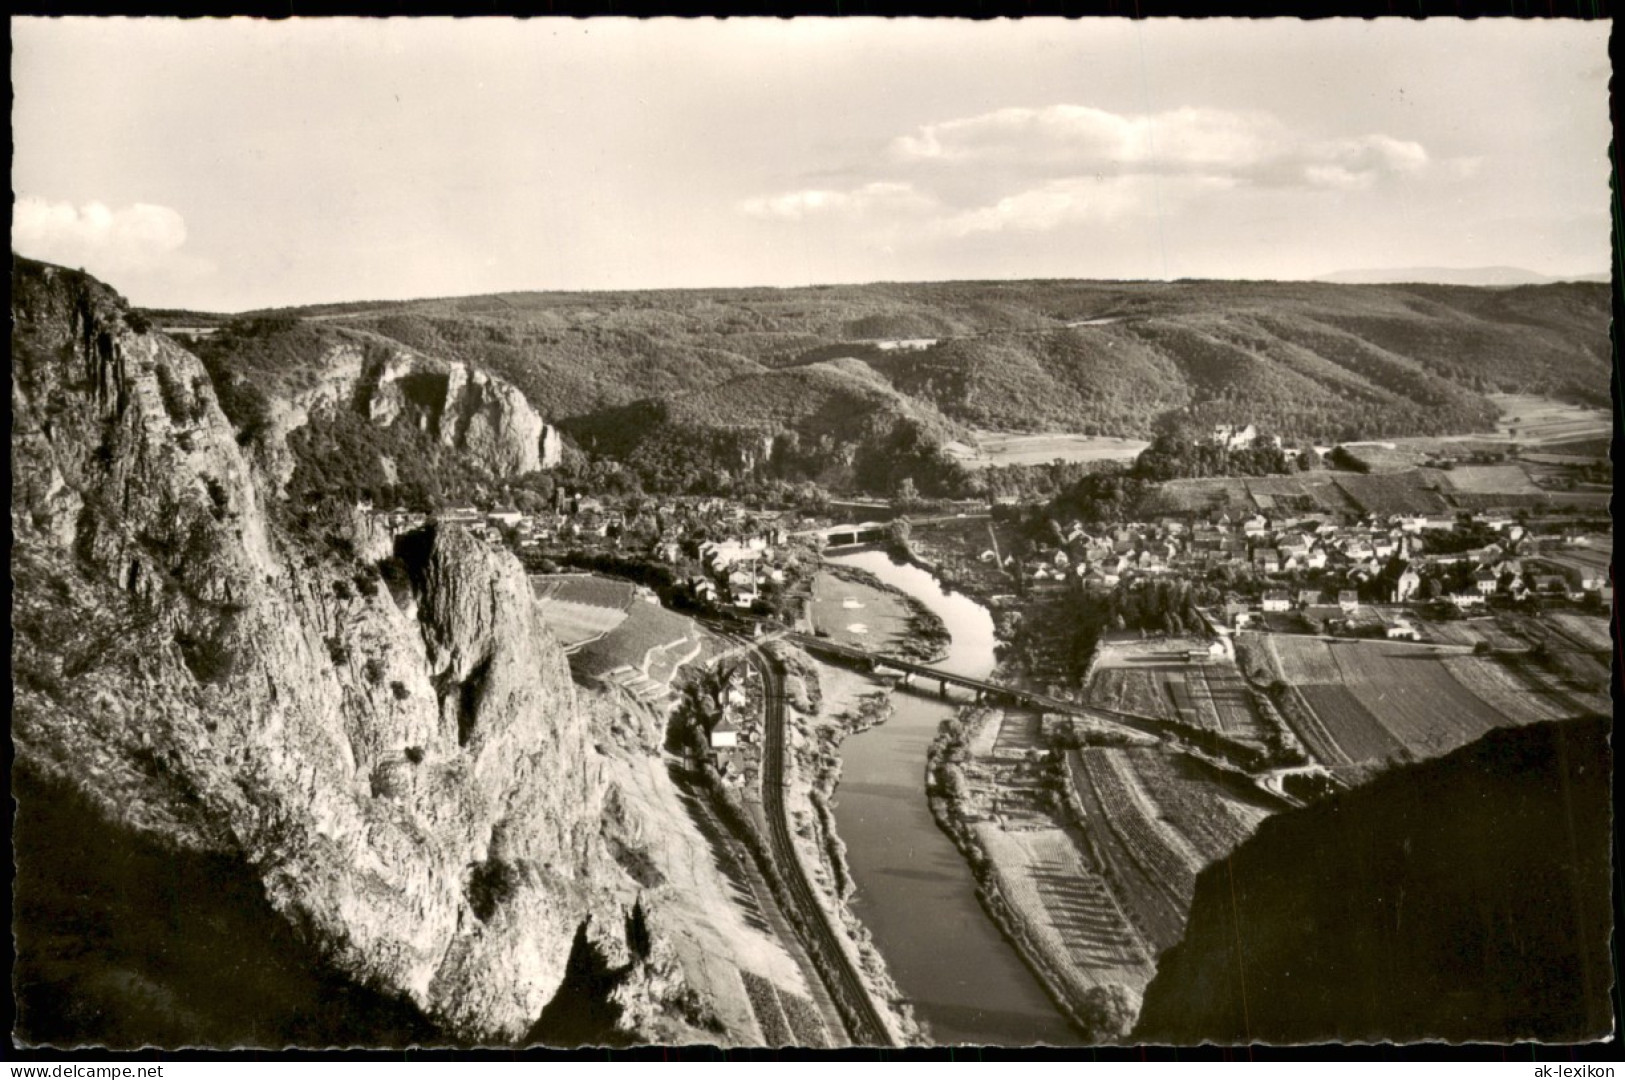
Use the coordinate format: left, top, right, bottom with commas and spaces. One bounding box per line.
811, 548, 1085, 1045
924, 708, 1152, 1044
767, 641, 924, 1046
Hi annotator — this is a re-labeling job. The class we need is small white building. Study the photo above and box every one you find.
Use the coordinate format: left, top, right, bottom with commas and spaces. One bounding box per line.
709, 715, 739, 750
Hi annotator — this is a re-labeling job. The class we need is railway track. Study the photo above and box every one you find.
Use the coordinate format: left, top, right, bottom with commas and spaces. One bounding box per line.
741, 644, 895, 1047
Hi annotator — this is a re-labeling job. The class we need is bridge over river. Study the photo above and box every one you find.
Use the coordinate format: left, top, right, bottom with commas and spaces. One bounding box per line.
785, 631, 1149, 724
785, 630, 1296, 808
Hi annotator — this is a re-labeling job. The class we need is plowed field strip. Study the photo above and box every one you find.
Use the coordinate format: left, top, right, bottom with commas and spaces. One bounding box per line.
1329, 643, 1506, 759
1276, 683, 1354, 767
1297, 685, 1406, 764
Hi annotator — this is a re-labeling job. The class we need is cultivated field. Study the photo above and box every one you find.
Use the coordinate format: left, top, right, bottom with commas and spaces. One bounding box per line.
1486, 393, 1611, 446
1438, 655, 1571, 725
974, 825, 1155, 995
1141, 474, 1359, 517
573, 601, 707, 683
1086, 669, 1179, 723
532, 573, 634, 649
1411, 616, 1528, 652
1196, 666, 1272, 746
1332, 472, 1453, 515
1441, 464, 1543, 496
1265, 634, 1552, 765
1066, 747, 1275, 955
943, 430, 1149, 470
1546, 612, 1611, 652
1088, 665, 1268, 749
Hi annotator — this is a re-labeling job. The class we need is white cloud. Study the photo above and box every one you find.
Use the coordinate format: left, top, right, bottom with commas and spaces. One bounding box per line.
12, 197, 213, 291
739, 181, 935, 221
940, 174, 1238, 237
889, 104, 1433, 190
740, 104, 1467, 243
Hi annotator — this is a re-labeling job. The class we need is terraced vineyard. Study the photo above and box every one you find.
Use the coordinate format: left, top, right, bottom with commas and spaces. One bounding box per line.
1065, 746, 1280, 961
1065, 751, 1185, 955
1068, 750, 1191, 954
1111, 749, 1275, 866
739, 969, 828, 1048
976, 826, 1153, 990
1439, 655, 1571, 725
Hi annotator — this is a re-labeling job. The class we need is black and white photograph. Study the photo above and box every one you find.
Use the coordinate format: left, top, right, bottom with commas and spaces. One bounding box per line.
10, 15, 1616, 1054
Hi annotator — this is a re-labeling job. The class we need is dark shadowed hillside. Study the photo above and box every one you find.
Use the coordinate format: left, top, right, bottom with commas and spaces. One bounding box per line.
1132, 716, 1614, 1045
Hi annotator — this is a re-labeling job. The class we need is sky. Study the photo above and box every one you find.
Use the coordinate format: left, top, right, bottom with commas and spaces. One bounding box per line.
11, 17, 1613, 311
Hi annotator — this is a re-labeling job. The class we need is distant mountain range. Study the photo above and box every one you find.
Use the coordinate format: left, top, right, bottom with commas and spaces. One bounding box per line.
1315, 266, 1610, 286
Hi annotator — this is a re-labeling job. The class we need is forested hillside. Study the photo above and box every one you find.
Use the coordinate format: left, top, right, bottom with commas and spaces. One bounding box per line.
155, 278, 1609, 498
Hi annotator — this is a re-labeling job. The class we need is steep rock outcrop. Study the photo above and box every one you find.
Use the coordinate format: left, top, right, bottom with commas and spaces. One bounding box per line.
11, 257, 614, 1041
324, 338, 558, 478
248, 332, 562, 490
1132, 716, 1613, 1045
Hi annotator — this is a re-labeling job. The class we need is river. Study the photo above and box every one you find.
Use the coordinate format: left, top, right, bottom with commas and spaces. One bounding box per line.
820, 548, 1079, 1046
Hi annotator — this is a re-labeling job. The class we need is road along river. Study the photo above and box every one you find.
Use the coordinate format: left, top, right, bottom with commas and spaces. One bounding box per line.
818, 549, 1079, 1046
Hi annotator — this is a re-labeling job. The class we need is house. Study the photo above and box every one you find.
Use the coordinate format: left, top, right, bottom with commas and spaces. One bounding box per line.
709, 714, 739, 750
1385, 619, 1421, 641
1448, 591, 1486, 608
1296, 589, 1323, 608
1253, 549, 1281, 573
486, 508, 523, 528
1473, 569, 1499, 595
1242, 514, 1269, 536
1212, 423, 1259, 450
1337, 590, 1360, 612
1263, 590, 1292, 613
1392, 567, 1422, 602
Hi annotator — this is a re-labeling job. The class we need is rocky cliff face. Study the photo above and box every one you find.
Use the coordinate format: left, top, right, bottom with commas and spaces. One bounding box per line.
267, 332, 562, 482
10, 258, 643, 1043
